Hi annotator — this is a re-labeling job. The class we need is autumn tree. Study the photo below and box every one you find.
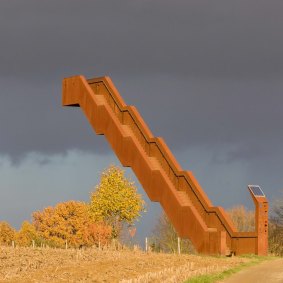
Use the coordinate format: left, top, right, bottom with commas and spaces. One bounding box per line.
33, 200, 112, 248
83, 222, 112, 246
151, 212, 195, 254
0, 221, 15, 246
269, 195, 283, 256
272, 196, 283, 226
226, 205, 255, 232
89, 165, 146, 238
16, 221, 39, 247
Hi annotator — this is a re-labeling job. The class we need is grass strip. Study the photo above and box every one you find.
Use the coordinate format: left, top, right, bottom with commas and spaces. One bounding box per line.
184, 255, 277, 283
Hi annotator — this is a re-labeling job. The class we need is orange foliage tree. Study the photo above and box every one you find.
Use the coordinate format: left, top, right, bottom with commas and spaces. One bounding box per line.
0, 221, 16, 246
16, 221, 39, 247
32, 200, 112, 248
83, 222, 112, 246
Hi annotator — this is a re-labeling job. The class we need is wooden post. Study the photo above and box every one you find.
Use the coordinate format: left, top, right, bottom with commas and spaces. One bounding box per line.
12, 241, 15, 248
177, 237, 181, 254
65, 240, 68, 249
145, 237, 148, 252
32, 240, 35, 249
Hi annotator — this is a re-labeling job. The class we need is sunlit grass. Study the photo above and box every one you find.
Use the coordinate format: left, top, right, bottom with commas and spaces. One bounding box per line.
184, 255, 277, 283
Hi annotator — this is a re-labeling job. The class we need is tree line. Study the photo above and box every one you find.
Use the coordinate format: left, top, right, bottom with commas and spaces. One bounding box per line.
1, 165, 282, 256
0, 165, 145, 248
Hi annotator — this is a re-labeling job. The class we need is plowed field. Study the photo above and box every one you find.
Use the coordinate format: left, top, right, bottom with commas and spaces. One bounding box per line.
0, 246, 250, 282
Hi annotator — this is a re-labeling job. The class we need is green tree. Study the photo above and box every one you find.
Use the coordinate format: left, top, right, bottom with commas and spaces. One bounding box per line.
89, 165, 146, 238
0, 221, 15, 246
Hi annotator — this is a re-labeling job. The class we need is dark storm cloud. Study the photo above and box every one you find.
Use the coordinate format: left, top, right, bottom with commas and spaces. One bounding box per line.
0, 78, 110, 160
0, 0, 283, 79
118, 76, 283, 161
0, 0, 283, 161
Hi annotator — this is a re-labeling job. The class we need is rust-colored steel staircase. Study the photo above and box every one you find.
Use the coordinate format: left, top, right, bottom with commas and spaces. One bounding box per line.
62, 75, 264, 255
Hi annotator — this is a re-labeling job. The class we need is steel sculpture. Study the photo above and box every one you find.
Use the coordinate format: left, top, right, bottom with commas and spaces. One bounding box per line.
62, 75, 268, 255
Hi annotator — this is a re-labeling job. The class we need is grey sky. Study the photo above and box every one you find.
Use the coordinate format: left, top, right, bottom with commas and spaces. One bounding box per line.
0, 1, 283, 233
1, 1, 283, 79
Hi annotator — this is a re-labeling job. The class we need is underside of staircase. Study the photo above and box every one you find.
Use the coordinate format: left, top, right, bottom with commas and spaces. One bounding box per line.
62, 75, 261, 255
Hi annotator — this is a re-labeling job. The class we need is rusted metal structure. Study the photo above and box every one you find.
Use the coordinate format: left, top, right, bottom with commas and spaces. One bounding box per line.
248, 185, 269, 255
62, 75, 268, 255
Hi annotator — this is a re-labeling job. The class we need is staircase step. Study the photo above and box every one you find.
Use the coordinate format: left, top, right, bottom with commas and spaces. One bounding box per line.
176, 191, 192, 206
207, 227, 217, 232
121, 125, 133, 136
94, 94, 106, 104
148, 157, 161, 170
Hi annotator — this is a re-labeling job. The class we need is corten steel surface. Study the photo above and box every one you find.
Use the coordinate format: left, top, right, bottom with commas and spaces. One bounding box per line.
248, 186, 269, 255
62, 75, 268, 255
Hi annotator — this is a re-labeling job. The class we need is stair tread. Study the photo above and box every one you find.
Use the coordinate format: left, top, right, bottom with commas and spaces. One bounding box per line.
148, 157, 161, 169
121, 125, 133, 136
176, 191, 192, 206
94, 94, 106, 104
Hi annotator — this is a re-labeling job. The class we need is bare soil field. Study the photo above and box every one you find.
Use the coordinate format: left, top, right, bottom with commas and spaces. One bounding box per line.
0, 246, 250, 283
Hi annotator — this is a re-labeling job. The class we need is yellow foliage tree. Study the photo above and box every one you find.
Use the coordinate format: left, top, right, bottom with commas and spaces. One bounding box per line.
16, 221, 39, 247
89, 165, 146, 238
33, 200, 111, 248
0, 221, 15, 246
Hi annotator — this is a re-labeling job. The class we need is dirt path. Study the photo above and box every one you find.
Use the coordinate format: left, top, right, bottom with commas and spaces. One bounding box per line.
221, 258, 283, 283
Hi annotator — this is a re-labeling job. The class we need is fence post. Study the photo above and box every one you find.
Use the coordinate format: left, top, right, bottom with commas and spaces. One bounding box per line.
177, 237, 181, 254
145, 237, 148, 252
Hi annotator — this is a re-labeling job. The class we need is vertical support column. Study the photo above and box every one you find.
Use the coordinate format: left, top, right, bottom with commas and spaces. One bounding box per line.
255, 200, 268, 255
220, 231, 227, 255
248, 185, 268, 256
